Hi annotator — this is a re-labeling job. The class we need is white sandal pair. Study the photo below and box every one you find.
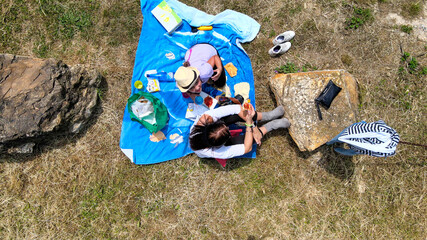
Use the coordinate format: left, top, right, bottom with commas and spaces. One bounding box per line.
268, 31, 295, 57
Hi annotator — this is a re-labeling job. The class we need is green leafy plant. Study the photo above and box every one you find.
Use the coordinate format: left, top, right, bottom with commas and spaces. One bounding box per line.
275, 63, 299, 74
400, 25, 413, 34
399, 52, 425, 75
346, 17, 363, 29
345, 7, 373, 29
275, 62, 318, 74
401, 52, 410, 62
407, 57, 419, 74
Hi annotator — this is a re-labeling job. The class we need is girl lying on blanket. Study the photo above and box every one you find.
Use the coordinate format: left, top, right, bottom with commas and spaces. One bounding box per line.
189, 104, 291, 159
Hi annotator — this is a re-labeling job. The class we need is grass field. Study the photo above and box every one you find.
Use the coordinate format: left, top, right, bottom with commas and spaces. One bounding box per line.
1, 0, 426, 239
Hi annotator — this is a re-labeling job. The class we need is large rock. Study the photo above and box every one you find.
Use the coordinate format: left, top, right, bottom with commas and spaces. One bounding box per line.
269, 70, 359, 151
0, 54, 102, 153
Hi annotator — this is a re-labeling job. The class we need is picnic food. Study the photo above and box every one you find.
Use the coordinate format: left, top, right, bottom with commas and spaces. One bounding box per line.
243, 102, 250, 110
197, 26, 213, 31
224, 62, 238, 77
204, 96, 213, 108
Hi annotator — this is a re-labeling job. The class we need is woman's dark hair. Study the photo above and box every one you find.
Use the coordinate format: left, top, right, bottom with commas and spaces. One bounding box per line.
189, 121, 230, 151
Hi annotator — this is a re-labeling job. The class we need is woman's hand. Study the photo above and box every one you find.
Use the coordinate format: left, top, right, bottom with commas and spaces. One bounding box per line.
242, 103, 261, 146
252, 127, 262, 146
244, 103, 255, 124
197, 114, 213, 126
211, 67, 222, 81
208, 55, 223, 81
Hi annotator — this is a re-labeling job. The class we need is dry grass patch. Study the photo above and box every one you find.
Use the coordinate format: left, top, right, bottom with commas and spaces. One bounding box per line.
1, 0, 426, 239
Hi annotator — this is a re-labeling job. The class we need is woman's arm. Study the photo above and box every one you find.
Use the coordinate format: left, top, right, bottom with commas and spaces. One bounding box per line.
204, 104, 241, 121
193, 144, 245, 159
208, 55, 223, 81
243, 103, 255, 153
196, 105, 241, 126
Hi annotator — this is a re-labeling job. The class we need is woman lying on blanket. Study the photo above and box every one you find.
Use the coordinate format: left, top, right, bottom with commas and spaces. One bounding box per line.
189, 104, 291, 159
184, 43, 225, 87
175, 44, 225, 102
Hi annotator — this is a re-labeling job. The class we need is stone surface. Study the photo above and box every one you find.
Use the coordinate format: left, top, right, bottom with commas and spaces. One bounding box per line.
269, 70, 358, 151
7, 143, 36, 154
0, 54, 102, 153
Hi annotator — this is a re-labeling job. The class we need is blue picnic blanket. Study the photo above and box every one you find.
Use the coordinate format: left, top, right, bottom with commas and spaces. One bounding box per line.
120, 0, 260, 164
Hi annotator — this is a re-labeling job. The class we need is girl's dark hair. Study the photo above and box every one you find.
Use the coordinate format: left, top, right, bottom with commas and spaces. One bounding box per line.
189, 121, 230, 151
183, 61, 190, 67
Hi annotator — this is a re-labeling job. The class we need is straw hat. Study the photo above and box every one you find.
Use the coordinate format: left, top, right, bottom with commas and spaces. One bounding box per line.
175, 66, 200, 92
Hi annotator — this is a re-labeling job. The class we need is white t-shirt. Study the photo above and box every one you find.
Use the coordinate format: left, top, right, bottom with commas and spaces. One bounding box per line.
184, 44, 218, 83
190, 105, 245, 159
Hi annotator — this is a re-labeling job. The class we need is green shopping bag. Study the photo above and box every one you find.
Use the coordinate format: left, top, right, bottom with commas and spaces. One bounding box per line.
127, 91, 169, 133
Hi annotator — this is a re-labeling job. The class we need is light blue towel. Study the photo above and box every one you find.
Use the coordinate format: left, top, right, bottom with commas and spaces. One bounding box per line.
168, 0, 260, 44
120, 0, 260, 164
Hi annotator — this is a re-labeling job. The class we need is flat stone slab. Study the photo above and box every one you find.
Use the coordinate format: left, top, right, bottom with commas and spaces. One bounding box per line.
269, 70, 359, 151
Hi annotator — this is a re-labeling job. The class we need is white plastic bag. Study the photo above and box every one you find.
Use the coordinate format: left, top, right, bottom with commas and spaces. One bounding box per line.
131, 98, 154, 119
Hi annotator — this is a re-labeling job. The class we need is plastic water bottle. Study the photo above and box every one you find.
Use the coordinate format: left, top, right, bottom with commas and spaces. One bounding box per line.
146, 71, 174, 82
